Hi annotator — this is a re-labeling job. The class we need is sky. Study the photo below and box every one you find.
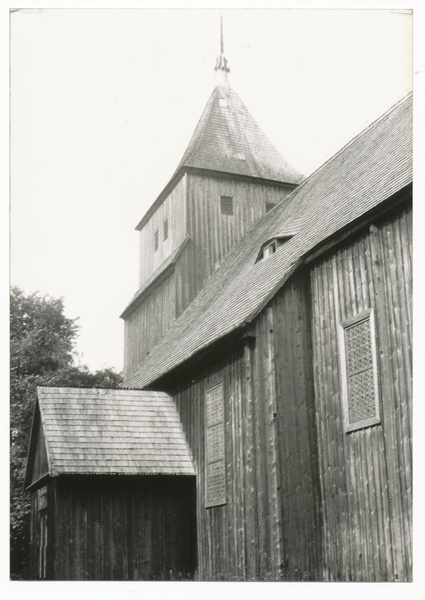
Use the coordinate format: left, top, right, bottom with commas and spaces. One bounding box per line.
9, 7, 414, 374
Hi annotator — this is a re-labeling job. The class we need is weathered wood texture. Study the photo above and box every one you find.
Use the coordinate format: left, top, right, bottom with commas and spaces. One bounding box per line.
29, 483, 55, 580
30, 476, 197, 580
125, 174, 292, 382
186, 173, 293, 300
167, 271, 322, 581
31, 388, 194, 477
27, 416, 49, 487
124, 272, 175, 381
310, 203, 412, 581
138, 175, 187, 287
268, 274, 323, 581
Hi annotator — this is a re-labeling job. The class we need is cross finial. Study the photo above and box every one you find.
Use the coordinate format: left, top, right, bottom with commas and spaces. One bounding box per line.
214, 13, 230, 85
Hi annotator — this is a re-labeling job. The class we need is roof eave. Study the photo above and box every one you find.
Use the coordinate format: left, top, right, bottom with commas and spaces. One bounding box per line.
136, 181, 412, 390
135, 166, 300, 232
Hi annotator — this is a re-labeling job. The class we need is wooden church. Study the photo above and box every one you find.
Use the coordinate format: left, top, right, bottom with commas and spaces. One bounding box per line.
25, 27, 412, 582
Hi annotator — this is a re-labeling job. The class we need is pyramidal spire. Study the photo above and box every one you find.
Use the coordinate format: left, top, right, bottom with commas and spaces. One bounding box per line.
214, 14, 230, 85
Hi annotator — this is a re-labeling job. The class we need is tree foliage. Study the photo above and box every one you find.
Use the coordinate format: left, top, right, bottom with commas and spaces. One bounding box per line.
10, 286, 123, 579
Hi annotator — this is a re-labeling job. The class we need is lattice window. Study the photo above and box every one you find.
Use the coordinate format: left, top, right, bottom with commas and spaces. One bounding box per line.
339, 310, 380, 432
220, 195, 233, 216
205, 382, 226, 507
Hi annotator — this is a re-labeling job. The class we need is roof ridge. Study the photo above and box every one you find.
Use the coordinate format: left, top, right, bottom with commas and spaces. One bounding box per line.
295, 92, 413, 189
126, 92, 412, 389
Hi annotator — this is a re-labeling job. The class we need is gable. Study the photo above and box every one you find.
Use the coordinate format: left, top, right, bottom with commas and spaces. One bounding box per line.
25, 407, 49, 489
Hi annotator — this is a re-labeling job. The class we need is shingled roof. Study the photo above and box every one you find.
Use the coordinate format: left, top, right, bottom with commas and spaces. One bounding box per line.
25, 387, 194, 486
135, 83, 303, 231
174, 83, 303, 184
127, 93, 412, 389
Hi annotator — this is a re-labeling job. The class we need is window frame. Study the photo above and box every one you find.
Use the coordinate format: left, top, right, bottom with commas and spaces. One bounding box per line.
263, 240, 277, 259
204, 379, 226, 508
338, 308, 381, 433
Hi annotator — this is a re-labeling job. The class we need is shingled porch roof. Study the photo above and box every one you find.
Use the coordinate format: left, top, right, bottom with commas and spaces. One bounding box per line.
24, 387, 194, 488
127, 93, 412, 389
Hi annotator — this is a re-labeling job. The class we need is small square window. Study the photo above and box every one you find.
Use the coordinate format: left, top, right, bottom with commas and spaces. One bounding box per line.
154, 230, 159, 252
339, 309, 380, 432
163, 218, 168, 241
265, 201, 276, 213
220, 195, 233, 216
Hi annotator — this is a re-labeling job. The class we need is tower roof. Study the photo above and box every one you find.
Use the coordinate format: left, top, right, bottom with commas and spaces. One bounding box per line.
128, 93, 412, 389
173, 83, 303, 185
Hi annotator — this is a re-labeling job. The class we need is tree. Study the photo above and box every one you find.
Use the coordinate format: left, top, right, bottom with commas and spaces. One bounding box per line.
10, 286, 123, 579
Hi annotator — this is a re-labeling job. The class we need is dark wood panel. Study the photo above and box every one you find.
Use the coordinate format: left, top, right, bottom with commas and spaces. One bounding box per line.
49, 475, 196, 581
311, 204, 412, 581
267, 273, 323, 581
168, 275, 323, 581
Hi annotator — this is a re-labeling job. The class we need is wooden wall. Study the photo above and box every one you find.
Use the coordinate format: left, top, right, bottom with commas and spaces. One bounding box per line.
31, 475, 197, 581
124, 272, 175, 381
168, 271, 322, 581
125, 173, 294, 380
138, 175, 187, 287
310, 203, 412, 581
30, 482, 55, 580
185, 174, 293, 305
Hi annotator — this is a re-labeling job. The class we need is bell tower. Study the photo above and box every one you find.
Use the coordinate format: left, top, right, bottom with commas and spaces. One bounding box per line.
121, 18, 303, 383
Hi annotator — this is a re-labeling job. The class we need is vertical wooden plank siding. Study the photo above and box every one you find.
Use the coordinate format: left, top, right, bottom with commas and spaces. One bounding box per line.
171, 347, 265, 581
126, 176, 292, 381
186, 173, 293, 308
270, 273, 323, 581
123, 272, 175, 381
310, 204, 412, 581
138, 176, 187, 287
50, 476, 196, 580
169, 272, 323, 581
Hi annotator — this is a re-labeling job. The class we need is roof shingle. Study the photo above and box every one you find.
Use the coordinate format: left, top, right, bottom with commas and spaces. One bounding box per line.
35, 387, 195, 476
174, 83, 303, 185
127, 93, 412, 389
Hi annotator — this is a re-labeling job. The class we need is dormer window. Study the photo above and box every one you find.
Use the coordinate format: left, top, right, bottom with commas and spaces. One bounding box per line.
256, 236, 293, 263
263, 240, 277, 258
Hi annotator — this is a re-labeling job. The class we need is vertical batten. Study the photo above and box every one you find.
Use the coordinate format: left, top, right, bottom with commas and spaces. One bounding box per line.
311, 204, 412, 581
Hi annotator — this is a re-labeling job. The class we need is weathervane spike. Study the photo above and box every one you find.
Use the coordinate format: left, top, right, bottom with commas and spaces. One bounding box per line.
220, 13, 224, 54
214, 12, 230, 85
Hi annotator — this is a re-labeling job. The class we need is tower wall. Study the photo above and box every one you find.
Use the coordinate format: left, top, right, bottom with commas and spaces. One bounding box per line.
138, 175, 187, 288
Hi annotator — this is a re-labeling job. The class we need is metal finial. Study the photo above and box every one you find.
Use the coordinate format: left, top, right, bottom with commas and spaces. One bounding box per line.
214, 13, 230, 84
220, 13, 224, 54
